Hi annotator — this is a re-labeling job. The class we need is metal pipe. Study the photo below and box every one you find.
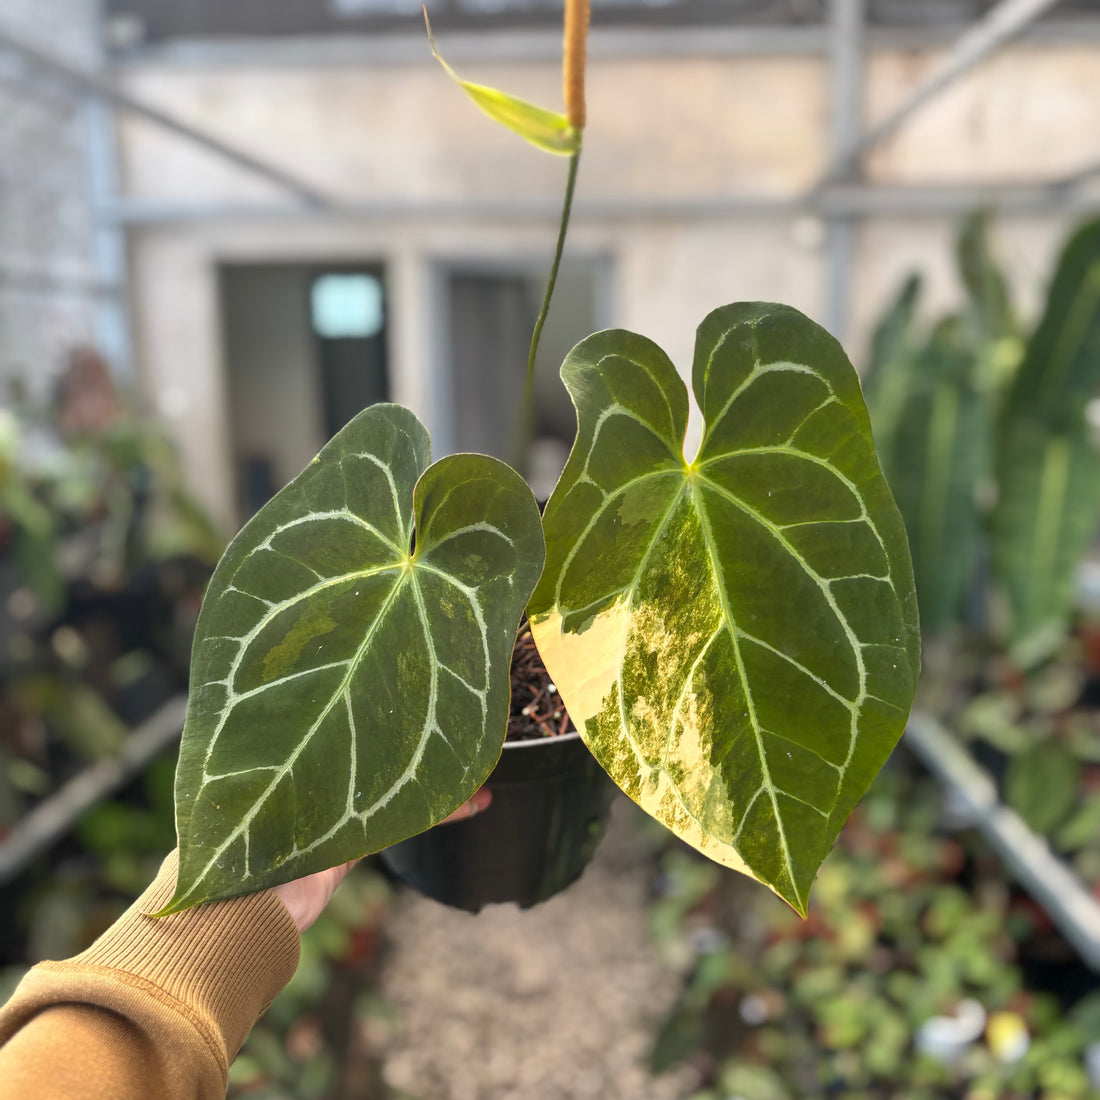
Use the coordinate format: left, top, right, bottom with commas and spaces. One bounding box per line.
1049, 151, 1100, 193
84, 95, 135, 379
816, 0, 1063, 187
0, 25, 329, 209
823, 0, 866, 343
98, 181, 1100, 226
109, 19, 1100, 73
0, 696, 187, 885
906, 711, 1100, 972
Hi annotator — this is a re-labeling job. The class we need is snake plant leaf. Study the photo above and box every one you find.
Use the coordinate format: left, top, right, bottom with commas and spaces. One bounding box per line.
993, 418, 1100, 650
993, 218, 1100, 646
957, 208, 1015, 344
874, 327, 990, 637
863, 274, 924, 473
866, 273, 922, 386
529, 303, 920, 915
425, 11, 580, 155
163, 405, 544, 913
1001, 217, 1100, 433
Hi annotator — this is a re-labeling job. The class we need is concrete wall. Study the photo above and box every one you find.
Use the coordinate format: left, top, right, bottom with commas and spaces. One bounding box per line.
113, 32, 1100, 527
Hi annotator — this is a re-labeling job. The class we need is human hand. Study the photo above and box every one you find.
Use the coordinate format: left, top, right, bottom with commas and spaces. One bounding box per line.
272, 787, 493, 932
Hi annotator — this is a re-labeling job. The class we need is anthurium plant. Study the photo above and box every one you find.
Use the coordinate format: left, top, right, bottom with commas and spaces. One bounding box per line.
161, 0, 920, 918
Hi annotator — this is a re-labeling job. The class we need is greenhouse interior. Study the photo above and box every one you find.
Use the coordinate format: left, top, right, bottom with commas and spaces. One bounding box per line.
2, 0, 1100, 1097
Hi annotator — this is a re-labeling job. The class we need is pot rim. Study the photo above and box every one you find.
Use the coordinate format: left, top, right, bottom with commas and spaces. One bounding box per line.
501, 728, 583, 751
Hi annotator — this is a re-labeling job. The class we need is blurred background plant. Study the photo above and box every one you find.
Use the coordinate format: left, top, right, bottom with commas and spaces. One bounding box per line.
227, 870, 395, 1100
0, 351, 400, 1096
0, 349, 222, 977
863, 212, 1100, 668
647, 761, 1100, 1100
862, 212, 1100, 890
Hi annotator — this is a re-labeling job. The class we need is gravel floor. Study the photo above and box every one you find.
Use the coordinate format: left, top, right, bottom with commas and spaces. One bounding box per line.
369, 797, 700, 1100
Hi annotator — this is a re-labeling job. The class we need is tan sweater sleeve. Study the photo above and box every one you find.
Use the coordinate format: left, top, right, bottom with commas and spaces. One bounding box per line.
0, 852, 301, 1099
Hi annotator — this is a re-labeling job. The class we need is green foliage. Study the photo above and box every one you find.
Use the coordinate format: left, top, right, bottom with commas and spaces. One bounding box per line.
167, 405, 545, 911
992, 219, 1100, 645
864, 273, 922, 450
867, 213, 1100, 652
171, 303, 918, 914
1004, 742, 1081, 835
648, 765, 1100, 1099
529, 303, 919, 914
952, 633, 1100, 883
0, 394, 221, 968
866, 315, 990, 637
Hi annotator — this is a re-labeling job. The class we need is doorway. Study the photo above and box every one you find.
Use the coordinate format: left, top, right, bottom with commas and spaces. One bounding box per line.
440, 255, 612, 499
219, 262, 389, 522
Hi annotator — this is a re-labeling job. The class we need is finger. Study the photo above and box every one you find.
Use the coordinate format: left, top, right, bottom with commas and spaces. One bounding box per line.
329, 858, 359, 886
441, 787, 492, 824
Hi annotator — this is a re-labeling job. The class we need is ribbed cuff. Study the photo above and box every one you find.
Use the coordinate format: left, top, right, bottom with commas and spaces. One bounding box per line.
70, 851, 300, 1062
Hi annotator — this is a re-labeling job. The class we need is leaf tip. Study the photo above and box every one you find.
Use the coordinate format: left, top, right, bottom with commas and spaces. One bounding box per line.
788, 892, 811, 920
148, 895, 189, 919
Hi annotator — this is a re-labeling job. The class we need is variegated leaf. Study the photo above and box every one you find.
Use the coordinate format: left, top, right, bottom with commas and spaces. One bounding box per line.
164, 405, 544, 912
528, 303, 920, 915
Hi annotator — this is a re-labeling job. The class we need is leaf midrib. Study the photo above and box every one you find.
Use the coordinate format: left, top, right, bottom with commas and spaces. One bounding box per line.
688, 478, 800, 905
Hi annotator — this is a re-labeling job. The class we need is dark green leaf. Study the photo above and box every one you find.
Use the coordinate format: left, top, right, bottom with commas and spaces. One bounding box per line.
165, 405, 544, 912
529, 303, 920, 914
1004, 742, 1080, 835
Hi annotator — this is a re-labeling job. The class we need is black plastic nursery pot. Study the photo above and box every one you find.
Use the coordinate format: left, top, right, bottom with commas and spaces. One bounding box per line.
380, 730, 617, 912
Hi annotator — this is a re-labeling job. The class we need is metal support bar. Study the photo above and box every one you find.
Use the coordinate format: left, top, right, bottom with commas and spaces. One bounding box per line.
816, 0, 1063, 188
1049, 151, 1100, 193
906, 711, 1100, 972
0, 696, 187, 886
109, 18, 1100, 73
0, 26, 329, 209
84, 92, 135, 379
96, 180, 1100, 226
823, 0, 865, 343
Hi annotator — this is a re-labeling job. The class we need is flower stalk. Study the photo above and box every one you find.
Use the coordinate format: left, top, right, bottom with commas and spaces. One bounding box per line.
523, 0, 590, 413
563, 0, 589, 130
